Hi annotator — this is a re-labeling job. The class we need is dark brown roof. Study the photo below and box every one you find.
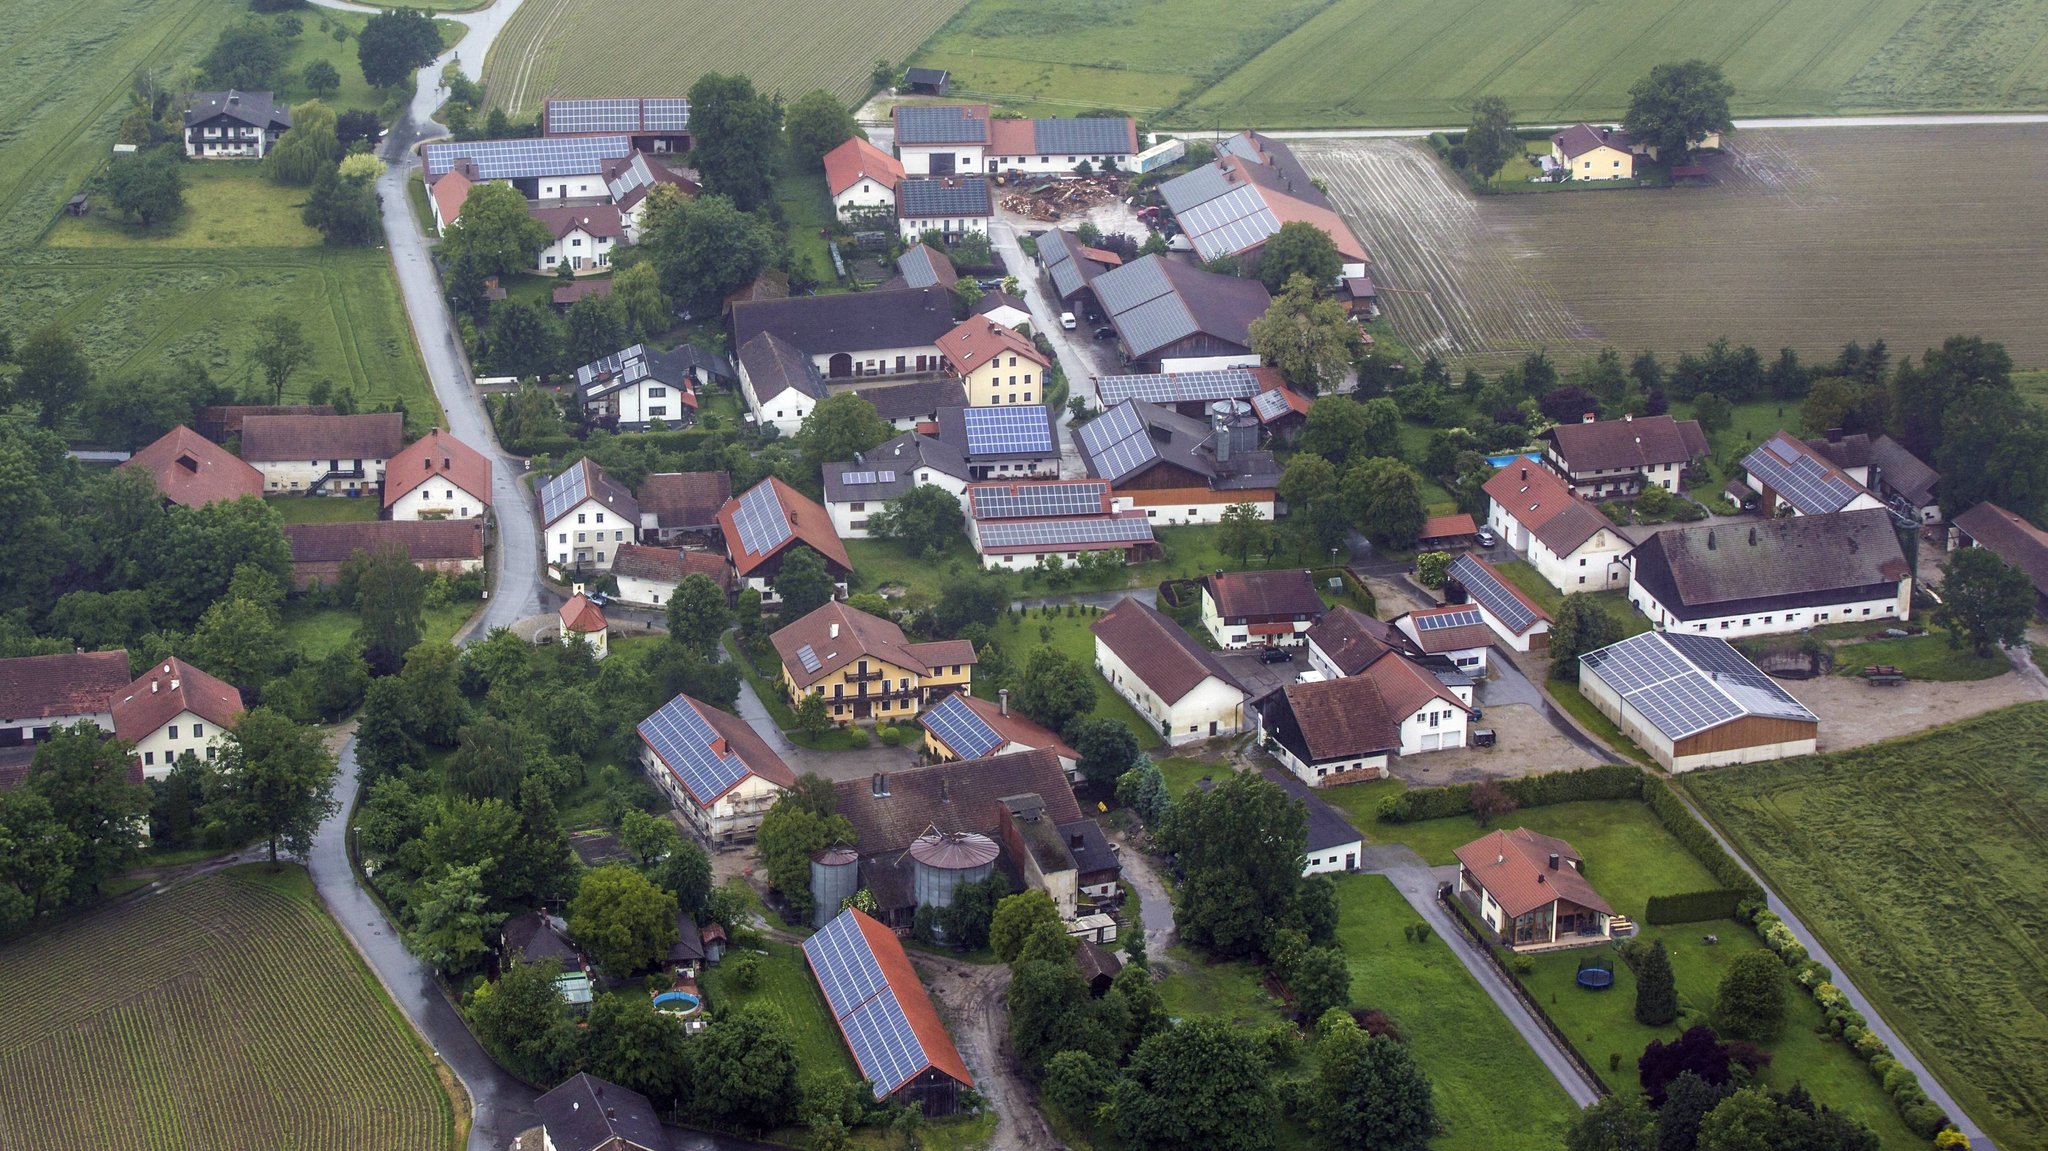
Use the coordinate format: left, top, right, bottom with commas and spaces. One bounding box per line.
552, 279, 613, 308
1203, 569, 1325, 621
383, 429, 492, 509
1542, 415, 1707, 475
120, 427, 264, 507
1359, 646, 1471, 720
731, 288, 955, 359
0, 651, 132, 722
1804, 432, 1873, 471
195, 404, 334, 443
850, 379, 969, 423
1274, 676, 1400, 761
1455, 827, 1612, 918
1868, 435, 1938, 506
284, 520, 485, 565
1551, 122, 1631, 160
832, 748, 1080, 855
1091, 596, 1241, 705
111, 658, 244, 742
611, 543, 730, 588
1625, 509, 1910, 621
638, 470, 731, 529
1305, 606, 1411, 675
1076, 937, 1119, 990
240, 413, 403, 463
535, 1073, 665, 1151
1482, 463, 1613, 556
1954, 502, 2048, 596
528, 203, 625, 240
771, 601, 975, 689
1398, 605, 1493, 654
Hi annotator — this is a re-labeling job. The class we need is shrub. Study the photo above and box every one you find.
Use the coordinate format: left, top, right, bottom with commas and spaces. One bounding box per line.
1901, 1102, 1950, 1140
1795, 960, 1831, 988
1882, 1063, 1918, 1096
1853, 1029, 1890, 1061
1643, 889, 1746, 925
1510, 954, 1534, 975
877, 725, 905, 747
728, 952, 761, 991
1715, 950, 1786, 1041
1935, 1128, 1971, 1150
1812, 982, 1848, 1011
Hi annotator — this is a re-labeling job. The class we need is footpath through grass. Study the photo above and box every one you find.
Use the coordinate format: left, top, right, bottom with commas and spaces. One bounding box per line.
1687, 703, 2048, 1151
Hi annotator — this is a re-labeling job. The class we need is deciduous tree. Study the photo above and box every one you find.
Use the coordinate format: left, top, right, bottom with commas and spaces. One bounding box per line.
1069, 718, 1140, 788
269, 100, 338, 185
1639, 1027, 1735, 1107
583, 993, 692, 1108
16, 325, 93, 430
1936, 546, 2034, 657
408, 861, 502, 974
1344, 457, 1426, 549
357, 542, 428, 675
1216, 501, 1272, 567
1257, 221, 1341, 294
303, 59, 340, 99
665, 573, 733, 656
694, 1004, 802, 1129
1623, 59, 1735, 164
443, 182, 552, 278
687, 73, 781, 212
102, 146, 184, 228
569, 864, 679, 978
1464, 95, 1520, 181
467, 957, 576, 1082
756, 789, 856, 919
565, 294, 627, 368
1310, 1017, 1436, 1151
990, 891, 1064, 962
27, 723, 149, 901
357, 7, 441, 89
212, 708, 341, 863
1113, 1017, 1276, 1151
1563, 1092, 1655, 1151
1250, 274, 1361, 397
1714, 949, 1786, 1041
201, 19, 290, 90
1548, 593, 1624, 683
797, 393, 892, 475
869, 484, 965, 556
1015, 647, 1096, 734
611, 262, 673, 342
639, 187, 776, 313
771, 546, 836, 619
304, 153, 382, 245
187, 596, 290, 688
1162, 771, 1305, 958
785, 89, 864, 164
251, 309, 311, 403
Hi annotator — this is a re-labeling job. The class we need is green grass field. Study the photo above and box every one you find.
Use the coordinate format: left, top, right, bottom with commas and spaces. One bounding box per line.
1686, 703, 2048, 1151
282, 601, 476, 662
699, 941, 858, 1087
266, 495, 383, 524
0, 865, 459, 1149
981, 607, 1160, 740
1830, 632, 2009, 682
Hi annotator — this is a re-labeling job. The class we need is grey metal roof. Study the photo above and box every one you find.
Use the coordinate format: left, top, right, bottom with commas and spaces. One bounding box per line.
1581, 631, 1816, 742
1076, 399, 1277, 489
731, 288, 956, 359
1178, 183, 1282, 263
895, 244, 957, 289
904, 67, 950, 86
823, 431, 969, 502
183, 90, 290, 130
1868, 435, 1939, 506
1092, 256, 1173, 315
738, 331, 827, 403
894, 104, 989, 146
1030, 118, 1132, 154
898, 177, 993, 218
1159, 162, 1241, 215
1258, 764, 1363, 855
424, 135, 633, 181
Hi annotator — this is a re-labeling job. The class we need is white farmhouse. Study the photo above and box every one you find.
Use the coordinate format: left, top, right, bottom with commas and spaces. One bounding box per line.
1258, 656, 1473, 788
537, 458, 640, 575
1092, 597, 1247, 746
736, 332, 826, 438
0, 650, 132, 754
1482, 461, 1631, 594
892, 104, 989, 176
239, 412, 403, 498
530, 205, 622, 275
1626, 509, 1912, 639
821, 432, 971, 539
383, 429, 491, 521
824, 137, 903, 218
112, 659, 244, 780
638, 692, 796, 844
1199, 569, 1325, 649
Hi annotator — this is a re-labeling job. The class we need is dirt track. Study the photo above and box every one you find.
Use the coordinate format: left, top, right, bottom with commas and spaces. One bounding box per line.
912, 953, 1058, 1151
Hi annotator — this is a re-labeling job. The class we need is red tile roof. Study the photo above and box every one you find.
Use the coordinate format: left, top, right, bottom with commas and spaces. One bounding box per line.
611, 543, 731, 589
283, 521, 484, 564
717, 477, 851, 577
1418, 513, 1477, 541
642, 693, 798, 803
1542, 415, 1707, 475
832, 911, 974, 1088
383, 429, 493, 510
240, 413, 404, 463
121, 427, 265, 508
560, 594, 607, 634
1274, 676, 1401, 761
1482, 463, 1612, 556
430, 166, 472, 226
111, 658, 244, 743
638, 470, 731, 529
942, 693, 1079, 761
1358, 645, 1470, 720
1455, 827, 1612, 919
0, 651, 132, 722
937, 318, 1049, 376
822, 137, 904, 197
831, 748, 1079, 854
771, 601, 975, 690
1203, 569, 1325, 621
1091, 596, 1241, 705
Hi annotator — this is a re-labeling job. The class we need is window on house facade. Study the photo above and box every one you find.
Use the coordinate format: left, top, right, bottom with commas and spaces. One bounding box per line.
193, 724, 203, 738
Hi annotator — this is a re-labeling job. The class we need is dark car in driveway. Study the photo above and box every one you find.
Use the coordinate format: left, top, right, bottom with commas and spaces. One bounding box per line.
1093, 325, 1116, 340
1258, 646, 1294, 664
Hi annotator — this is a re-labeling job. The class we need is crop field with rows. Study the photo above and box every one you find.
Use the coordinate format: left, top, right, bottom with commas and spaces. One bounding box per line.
0, 866, 459, 1151
482, 0, 972, 117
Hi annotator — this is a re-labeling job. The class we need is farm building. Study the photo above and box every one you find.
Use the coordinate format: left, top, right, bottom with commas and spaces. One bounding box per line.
1259, 656, 1473, 788
610, 543, 729, 608
602, 150, 698, 241
239, 412, 403, 497
1076, 400, 1278, 524
120, 426, 265, 508
1257, 764, 1364, 876
901, 67, 950, 96
1736, 432, 1884, 517
826, 138, 906, 219
889, 243, 957, 291
717, 477, 850, 606
1482, 462, 1630, 594
637, 692, 795, 844
974, 289, 1032, 332
1580, 631, 1819, 772
1039, 228, 1123, 313
896, 176, 993, 242
543, 97, 692, 153
1625, 509, 1911, 638
195, 404, 334, 444
636, 470, 730, 541
736, 331, 827, 437
804, 909, 975, 1115
771, 601, 974, 726
113, 658, 244, 779
0, 651, 131, 771
1416, 513, 1478, 550
822, 431, 971, 538
1200, 569, 1325, 649
1093, 596, 1248, 745
1090, 255, 1271, 373
848, 378, 970, 430
530, 204, 621, 275
424, 136, 633, 205
1304, 606, 1416, 679
282, 521, 484, 587
1158, 132, 1370, 277
1550, 124, 1636, 181
918, 691, 1079, 779
966, 478, 1156, 569
1444, 554, 1552, 652
574, 343, 707, 431
1539, 413, 1707, 499
1807, 431, 1942, 524
539, 458, 640, 575
1392, 604, 1491, 674
985, 116, 1139, 175
1455, 828, 1620, 950
933, 405, 1061, 481
730, 287, 956, 383
558, 593, 609, 660
384, 429, 491, 521
893, 103, 990, 175
1093, 366, 1303, 424
936, 318, 1049, 408
523, 1072, 668, 1151
183, 89, 290, 159
1950, 501, 2048, 610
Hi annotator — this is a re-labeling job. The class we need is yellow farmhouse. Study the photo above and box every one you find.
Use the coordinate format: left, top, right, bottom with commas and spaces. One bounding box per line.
771, 601, 977, 724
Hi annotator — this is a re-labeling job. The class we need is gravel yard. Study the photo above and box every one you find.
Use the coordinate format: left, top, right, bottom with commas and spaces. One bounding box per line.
1784, 669, 2045, 752
1390, 702, 1600, 785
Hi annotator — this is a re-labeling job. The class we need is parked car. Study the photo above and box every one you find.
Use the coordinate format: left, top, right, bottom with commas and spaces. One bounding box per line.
1060, 311, 1077, 330
1475, 526, 1498, 548
1258, 646, 1294, 664
1093, 325, 1116, 340
977, 278, 1004, 290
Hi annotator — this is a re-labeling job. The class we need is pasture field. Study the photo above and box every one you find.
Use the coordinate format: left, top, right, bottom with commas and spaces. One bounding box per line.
1686, 703, 2048, 1151
481, 0, 970, 117
1295, 126, 2048, 370
0, 865, 460, 1150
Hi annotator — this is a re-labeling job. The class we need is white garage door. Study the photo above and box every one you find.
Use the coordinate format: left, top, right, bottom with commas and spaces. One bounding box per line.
1420, 733, 1442, 751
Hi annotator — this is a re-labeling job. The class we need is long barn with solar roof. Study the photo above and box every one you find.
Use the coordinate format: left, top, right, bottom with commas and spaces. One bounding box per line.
803, 908, 973, 1115
1579, 631, 1818, 773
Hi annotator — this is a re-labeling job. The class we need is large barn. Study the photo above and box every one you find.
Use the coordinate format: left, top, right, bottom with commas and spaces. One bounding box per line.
1579, 632, 1818, 773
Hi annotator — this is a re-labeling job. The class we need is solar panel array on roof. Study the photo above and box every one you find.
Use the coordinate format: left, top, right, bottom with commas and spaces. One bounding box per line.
537, 461, 592, 525
547, 97, 691, 135
424, 135, 633, 180
1092, 257, 1173, 315
806, 912, 890, 1017
641, 98, 691, 131
1160, 163, 1239, 215
1096, 369, 1260, 407
1448, 554, 1539, 635
796, 644, 823, 674
1116, 295, 1199, 359
1661, 632, 1817, 723
1580, 631, 1816, 742
899, 178, 992, 218
895, 105, 987, 146
921, 693, 1003, 759
1077, 402, 1158, 483
1032, 118, 1130, 155
574, 344, 649, 389
1044, 236, 1088, 300
960, 407, 1053, 456
803, 912, 932, 1097
970, 482, 1108, 519
1178, 183, 1282, 262
838, 470, 899, 487
732, 481, 793, 556
1742, 436, 1863, 514
637, 696, 751, 804
976, 517, 1154, 550
1251, 388, 1294, 421
1415, 607, 1484, 632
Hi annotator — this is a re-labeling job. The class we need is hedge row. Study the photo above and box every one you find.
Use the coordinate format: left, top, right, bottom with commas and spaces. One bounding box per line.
1640, 782, 1766, 903
1643, 889, 1747, 925
1375, 763, 1642, 823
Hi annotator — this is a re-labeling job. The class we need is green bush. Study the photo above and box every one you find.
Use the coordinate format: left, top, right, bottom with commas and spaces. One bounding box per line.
1882, 1063, 1919, 1096
878, 725, 906, 747
1644, 889, 1747, 924
1901, 1102, 1951, 1140
1375, 764, 1642, 823
1643, 782, 1765, 901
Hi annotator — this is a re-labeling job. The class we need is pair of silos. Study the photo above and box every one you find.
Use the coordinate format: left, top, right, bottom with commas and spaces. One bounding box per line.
809, 830, 999, 930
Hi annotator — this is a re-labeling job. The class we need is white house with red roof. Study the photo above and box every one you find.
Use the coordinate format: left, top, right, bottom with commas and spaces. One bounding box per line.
558, 592, 609, 660
716, 477, 852, 606
112, 658, 245, 779
824, 137, 904, 218
384, 429, 492, 521
120, 427, 265, 509
530, 204, 623, 274
611, 542, 730, 608
1482, 461, 1631, 594
539, 458, 640, 574
638, 692, 796, 843
1092, 597, 1247, 745
1455, 827, 1620, 950
1200, 569, 1326, 649
1258, 655, 1474, 786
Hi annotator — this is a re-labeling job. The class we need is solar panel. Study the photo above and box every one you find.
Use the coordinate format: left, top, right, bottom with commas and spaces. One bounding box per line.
642, 98, 691, 132
969, 481, 1108, 519
976, 517, 1154, 550
920, 693, 1002, 759
1741, 435, 1862, 514
636, 695, 751, 804
796, 644, 822, 674
1092, 256, 1174, 316
1178, 182, 1282, 262
538, 460, 594, 525
1076, 402, 1158, 483
894, 104, 987, 146
1031, 118, 1131, 155
1415, 607, 1483, 632
803, 911, 936, 1098
1251, 388, 1293, 421
1448, 554, 1539, 635
423, 135, 632, 180
1114, 293, 1200, 360
900, 177, 992, 218
1578, 631, 1817, 741
804, 912, 890, 1017
960, 406, 1053, 456
731, 481, 793, 556
1096, 369, 1260, 407
842, 993, 926, 1095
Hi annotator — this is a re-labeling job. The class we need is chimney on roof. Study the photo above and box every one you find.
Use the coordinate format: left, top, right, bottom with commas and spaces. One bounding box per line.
1548, 852, 1559, 870
711, 737, 728, 757
1582, 412, 1596, 424
871, 772, 889, 797
170, 678, 180, 690
941, 777, 951, 803
1826, 427, 1844, 443
1496, 852, 1505, 865
1519, 466, 1528, 481
829, 622, 840, 639
999, 689, 1009, 716
1623, 412, 1633, 422
151, 680, 159, 694
607, 1109, 617, 1120
1538, 872, 1546, 884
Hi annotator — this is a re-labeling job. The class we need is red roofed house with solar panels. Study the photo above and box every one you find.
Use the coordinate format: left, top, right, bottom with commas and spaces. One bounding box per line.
1444, 553, 1552, 653
804, 908, 974, 1115
965, 478, 1156, 570
1392, 603, 1492, 674
917, 691, 1078, 778
716, 477, 852, 607
637, 692, 795, 843
770, 601, 974, 726
539, 458, 641, 576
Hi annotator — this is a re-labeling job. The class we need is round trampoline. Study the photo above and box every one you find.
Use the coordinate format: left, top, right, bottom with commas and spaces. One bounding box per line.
1576, 955, 1615, 990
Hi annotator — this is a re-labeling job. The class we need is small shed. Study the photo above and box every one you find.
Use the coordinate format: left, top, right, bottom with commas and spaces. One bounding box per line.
903, 67, 950, 96
65, 194, 90, 217
1342, 275, 1378, 317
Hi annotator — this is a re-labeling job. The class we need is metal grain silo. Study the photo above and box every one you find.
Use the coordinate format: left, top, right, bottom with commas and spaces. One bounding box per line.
909, 830, 998, 912
809, 845, 860, 928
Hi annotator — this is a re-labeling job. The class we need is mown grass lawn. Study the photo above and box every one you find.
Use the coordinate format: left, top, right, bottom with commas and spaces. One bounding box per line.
699, 940, 857, 1086
1493, 559, 1649, 637
1332, 874, 1576, 1151
1547, 680, 1654, 765
49, 163, 322, 249
1831, 631, 2008, 681
281, 601, 475, 662
1686, 703, 2048, 1151
265, 494, 383, 523
981, 606, 1159, 740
